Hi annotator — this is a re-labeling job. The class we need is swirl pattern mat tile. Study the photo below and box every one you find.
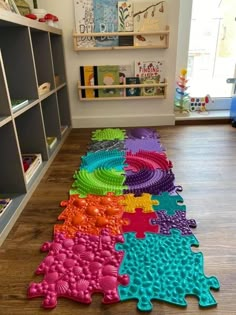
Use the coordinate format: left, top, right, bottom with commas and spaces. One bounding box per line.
28, 127, 220, 312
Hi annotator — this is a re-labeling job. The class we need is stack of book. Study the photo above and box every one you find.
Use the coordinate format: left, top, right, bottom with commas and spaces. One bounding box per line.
46, 136, 58, 150
0, 198, 12, 217
22, 153, 42, 184
11, 99, 29, 112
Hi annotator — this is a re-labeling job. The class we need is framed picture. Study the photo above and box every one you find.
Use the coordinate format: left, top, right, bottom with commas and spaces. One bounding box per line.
6, 0, 20, 13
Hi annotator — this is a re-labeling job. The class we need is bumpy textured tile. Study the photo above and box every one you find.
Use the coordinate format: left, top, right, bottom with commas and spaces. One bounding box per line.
152, 192, 186, 215
124, 169, 181, 196
120, 193, 158, 213
150, 211, 197, 235
125, 151, 172, 173
88, 140, 125, 153
91, 128, 126, 141
70, 169, 127, 197
116, 230, 220, 312
125, 139, 165, 154
80, 150, 126, 172
126, 128, 159, 139
28, 230, 129, 309
55, 194, 128, 238
122, 208, 159, 238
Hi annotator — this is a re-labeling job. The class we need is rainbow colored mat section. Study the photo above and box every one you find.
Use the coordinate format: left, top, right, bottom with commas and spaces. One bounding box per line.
28, 128, 220, 311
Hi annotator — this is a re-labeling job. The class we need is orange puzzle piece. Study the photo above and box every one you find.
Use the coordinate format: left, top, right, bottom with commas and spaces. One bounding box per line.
54, 193, 128, 238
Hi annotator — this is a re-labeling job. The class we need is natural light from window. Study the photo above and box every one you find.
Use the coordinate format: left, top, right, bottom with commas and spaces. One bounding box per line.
187, 0, 236, 98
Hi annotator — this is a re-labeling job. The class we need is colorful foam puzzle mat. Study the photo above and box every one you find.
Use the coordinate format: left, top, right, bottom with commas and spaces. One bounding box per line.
28, 127, 220, 312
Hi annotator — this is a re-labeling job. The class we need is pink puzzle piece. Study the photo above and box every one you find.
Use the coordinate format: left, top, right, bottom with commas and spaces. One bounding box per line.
122, 208, 159, 238
28, 229, 129, 309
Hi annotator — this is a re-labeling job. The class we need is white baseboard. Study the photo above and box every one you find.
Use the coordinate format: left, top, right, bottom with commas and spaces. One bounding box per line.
72, 114, 175, 128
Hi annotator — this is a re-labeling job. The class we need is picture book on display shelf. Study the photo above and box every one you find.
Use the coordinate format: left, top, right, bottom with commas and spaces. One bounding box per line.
119, 64, 132, 96
135, 59, 166, 96
93, 0, 119, 47
80, 66, 98, 98
126, 77, 140, 96
97, 65, 120, 98
133, 0, 168, 47
118, 1, 133, 47
0, 198, 12, 217
73, 0, 95, 48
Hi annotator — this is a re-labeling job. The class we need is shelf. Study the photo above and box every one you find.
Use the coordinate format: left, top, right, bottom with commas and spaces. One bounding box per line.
0, 11, 72, 246
77, 81, 168, 101
0, 116, 12, 127
73, 27, 170, 51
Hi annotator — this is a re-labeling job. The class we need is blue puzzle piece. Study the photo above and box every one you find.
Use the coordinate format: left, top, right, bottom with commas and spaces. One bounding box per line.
116, 230, 220, 312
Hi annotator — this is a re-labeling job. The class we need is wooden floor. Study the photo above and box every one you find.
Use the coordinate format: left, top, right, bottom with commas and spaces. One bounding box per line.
0, 125, 236, 315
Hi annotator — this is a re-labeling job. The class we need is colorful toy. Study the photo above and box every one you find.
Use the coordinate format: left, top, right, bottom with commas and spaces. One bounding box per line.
174, 68, 190, 113
189, 95, 212, 113
29, 127, 220, 311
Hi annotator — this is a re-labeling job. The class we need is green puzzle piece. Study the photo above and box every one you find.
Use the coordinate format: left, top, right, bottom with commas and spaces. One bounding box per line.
70, 168, 127, 197
116, 230, 220, 312
151, 192, 186, 215
91, 128, 126, 141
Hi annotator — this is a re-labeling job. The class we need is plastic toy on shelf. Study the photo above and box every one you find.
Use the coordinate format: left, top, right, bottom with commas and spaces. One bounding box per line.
189, 94, 212, 114
174, 68, 190, 115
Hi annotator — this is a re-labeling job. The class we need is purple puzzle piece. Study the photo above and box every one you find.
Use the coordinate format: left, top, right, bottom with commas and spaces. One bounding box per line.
126, 128, 159, 139
125, 139, 165, 154
124, 169, 182, 196
28, 229, 129, 309
150, 211, 197, 235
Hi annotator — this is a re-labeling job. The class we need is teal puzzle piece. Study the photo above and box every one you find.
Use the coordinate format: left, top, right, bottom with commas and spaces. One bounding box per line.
80, 150, 126, 172
152, 192, 186, 215
116, 230, 220, 312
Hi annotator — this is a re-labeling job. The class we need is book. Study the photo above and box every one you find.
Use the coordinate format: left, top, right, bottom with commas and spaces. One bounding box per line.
97, 65, 120, 97
126, 77, 140, 96
80, 66, 96, 98
140, 76, 165, 96
135, 60, 165, 96
22, 153, 42, 184
135, 59, 165, 82
46, 137, 57, 150
93, 0, 119, 47
133, 1, 168, 47
73, 0, 95, 48
119, 64, 132, 96
118, 36, 134, 47
11, 99, 29, 112
0, 198, 12, 217
118, 1, 133, 32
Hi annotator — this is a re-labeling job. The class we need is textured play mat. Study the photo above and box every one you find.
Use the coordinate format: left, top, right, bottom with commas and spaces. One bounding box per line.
28, 128, 220, 311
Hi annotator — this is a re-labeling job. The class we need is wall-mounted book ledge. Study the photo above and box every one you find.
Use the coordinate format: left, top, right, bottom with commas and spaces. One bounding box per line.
73, 27, 170, 51
77, 81, 168, 101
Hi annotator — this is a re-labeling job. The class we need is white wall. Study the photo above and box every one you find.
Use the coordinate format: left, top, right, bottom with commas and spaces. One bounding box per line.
38, 0, 181, 128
